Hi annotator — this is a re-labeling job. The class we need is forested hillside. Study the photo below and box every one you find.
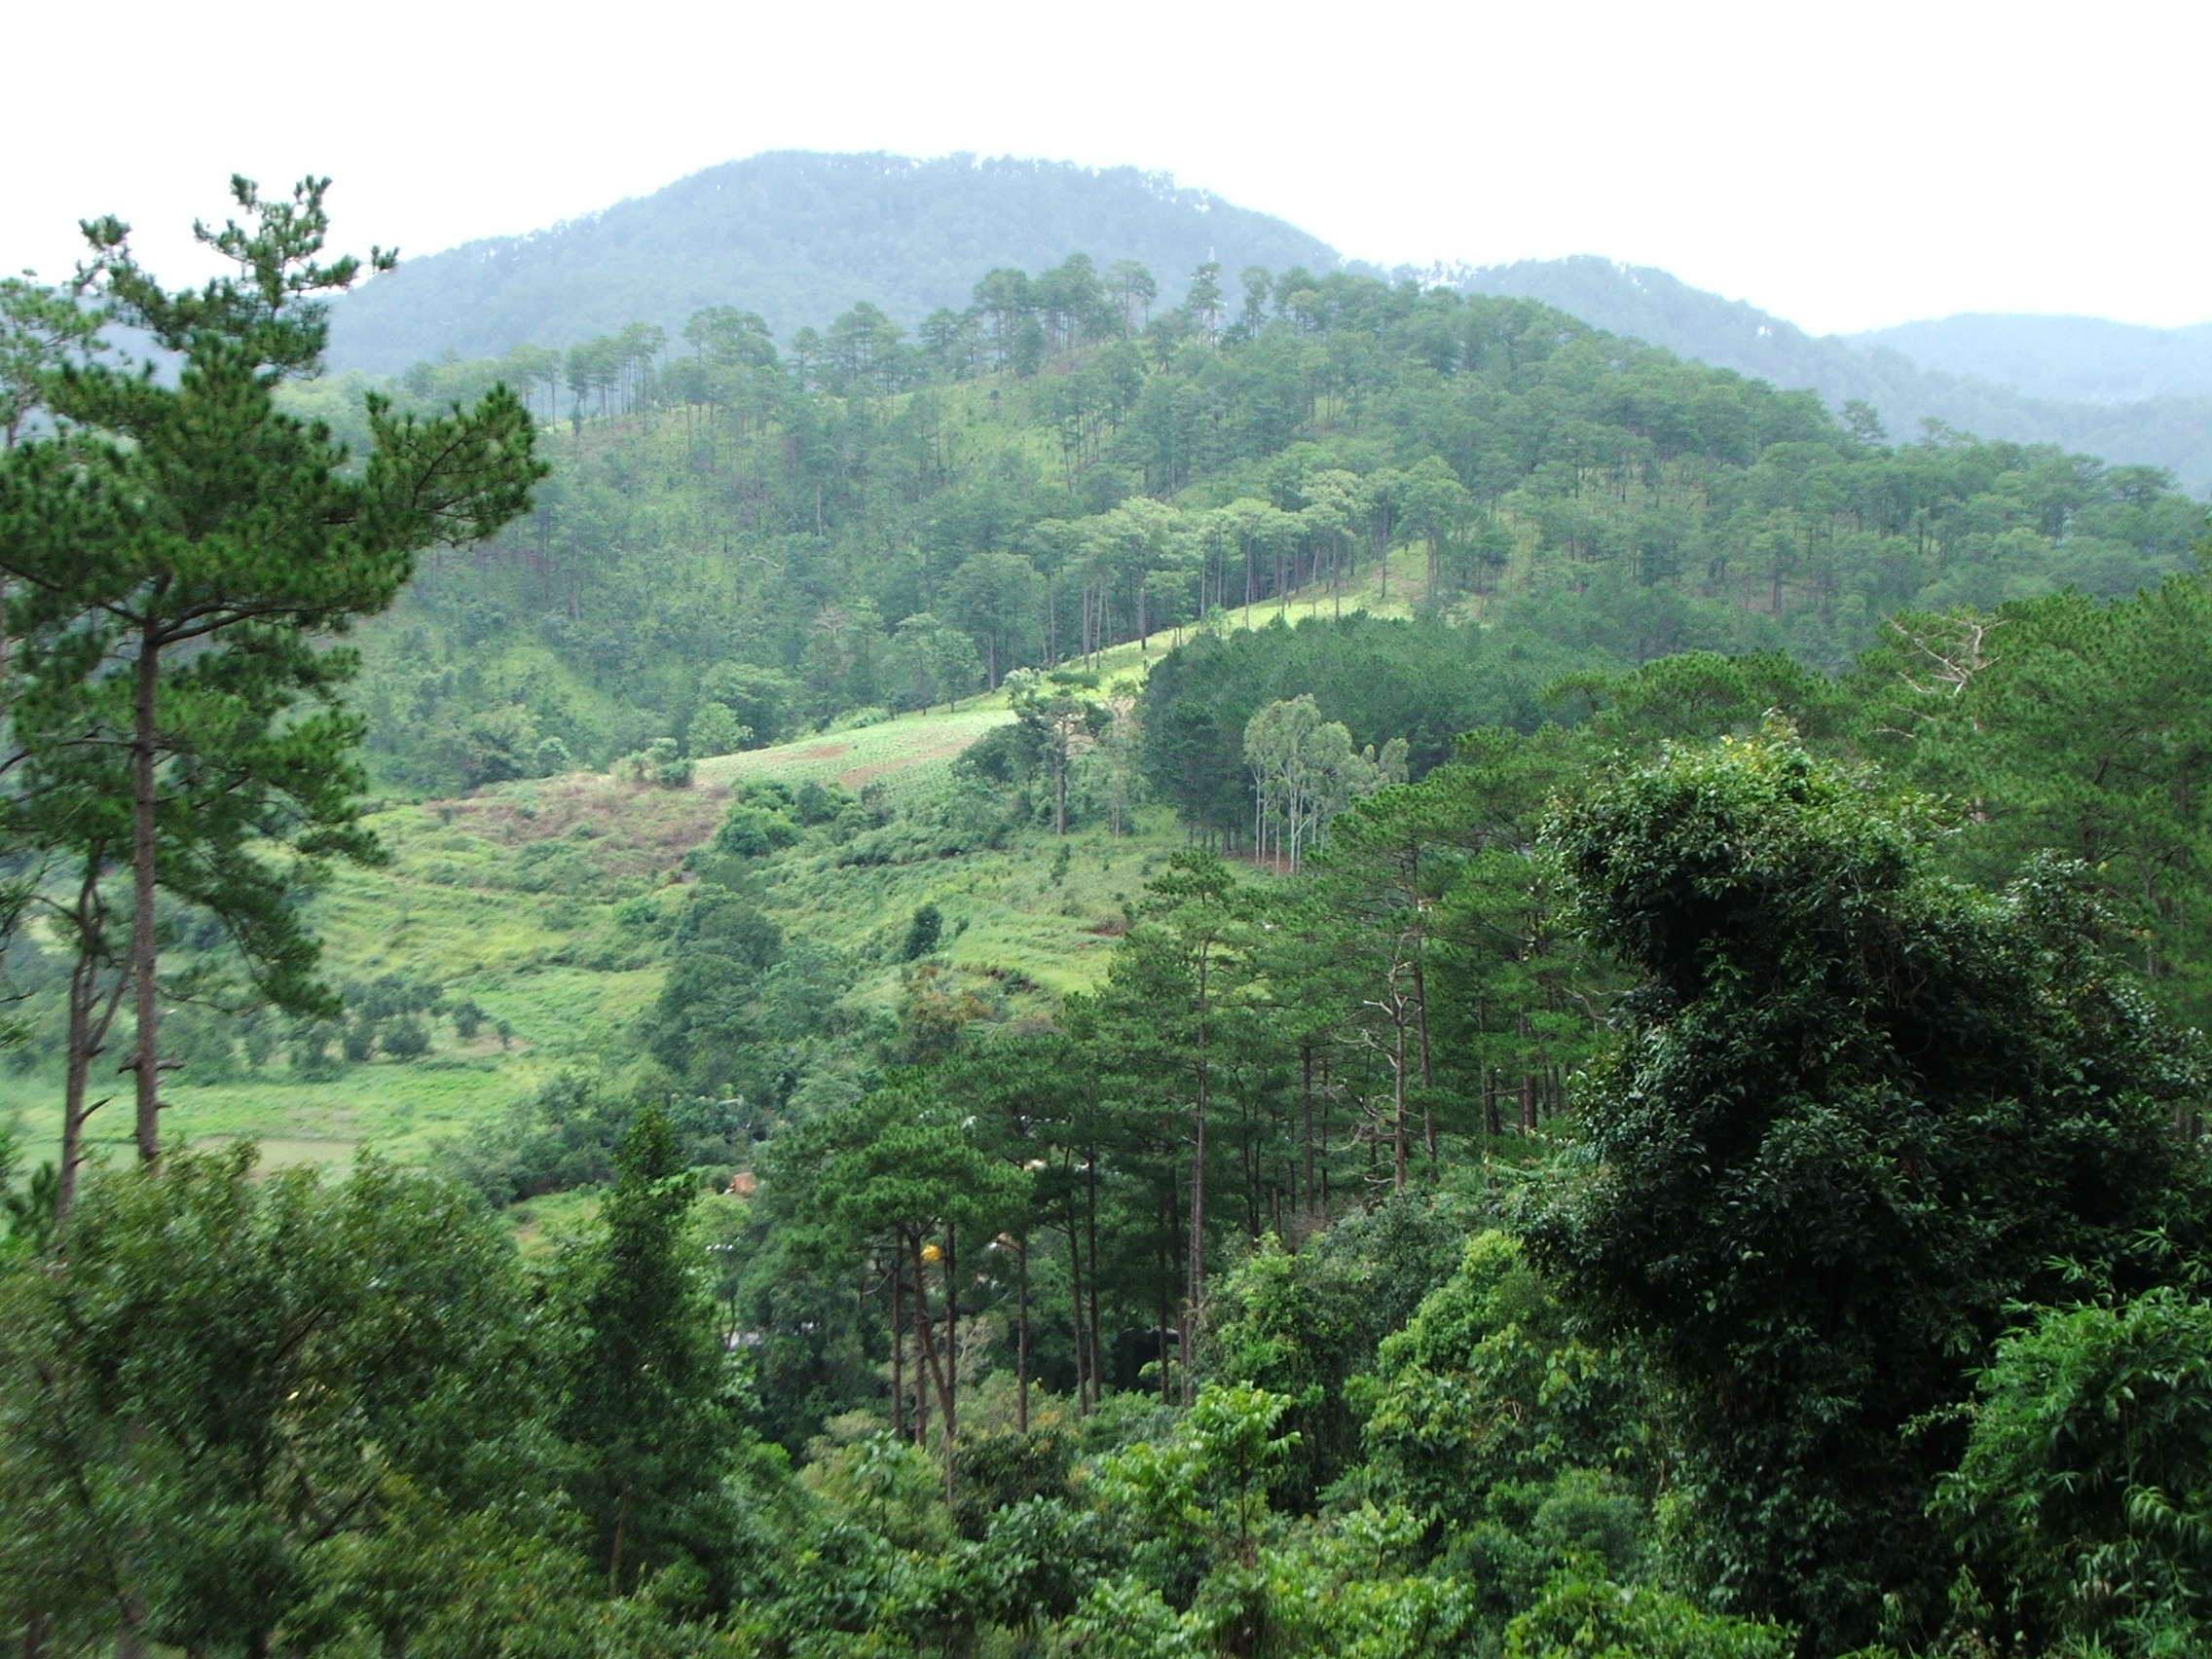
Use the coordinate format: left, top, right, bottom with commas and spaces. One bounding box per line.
314, 253, 2207, 798
324, 152, 1339, 376
8, 177, 2212, 1659
1456, 257, 2212, 491
324, 150, 2212, 494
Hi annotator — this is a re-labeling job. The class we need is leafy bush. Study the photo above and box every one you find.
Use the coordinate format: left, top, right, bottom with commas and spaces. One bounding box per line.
1503, 1574, 1794, 1659
381, 1014, 432, 1060
685, 702, 752, 759
713, 804, 800, 859
1935, 1285, 2212, 1652
627, 736, 692, 788
903, 903, 943, 961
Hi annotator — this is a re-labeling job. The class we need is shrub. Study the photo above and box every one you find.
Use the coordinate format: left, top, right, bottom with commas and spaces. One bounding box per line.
902, 903, 943, 961
381, 1015, 432, 1060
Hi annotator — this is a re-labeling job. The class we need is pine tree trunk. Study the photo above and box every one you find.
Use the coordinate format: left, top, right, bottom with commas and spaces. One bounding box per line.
1065, 1217, 1089, 1412
1085, 1157, 1103, 1405
1158, 1217, 1175, 1405
1392, 1018, 1409, 1192
943, 1231, 958, 1442
907, 1235, 954, 1444
129, 622, 163, 1166
57, 952, 123, 1234
1015, 1234, 1030, 1434
891, 1260, 906, 1442
1302, 1042, 1316, 1215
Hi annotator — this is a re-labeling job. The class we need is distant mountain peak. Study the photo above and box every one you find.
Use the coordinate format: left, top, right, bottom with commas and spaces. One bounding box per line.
327, 150, 1338, 377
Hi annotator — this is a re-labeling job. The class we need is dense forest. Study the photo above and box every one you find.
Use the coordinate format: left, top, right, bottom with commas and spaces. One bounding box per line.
320, 152, 2212, 494
4, 175, 2212, 1659
300, 245, 2205, 798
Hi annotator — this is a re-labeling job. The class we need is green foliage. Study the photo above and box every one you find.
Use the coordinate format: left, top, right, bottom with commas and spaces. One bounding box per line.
1139, 614, 1576, 842
1205, 1191, 1481, 1507
381, 1012, 433, 1059
1502, 1573, 1795, 1659
0, 272, 105, 449
714, 802, 801, 860
0, 1148, 551, 1654
553, 1107, 747, 1599
630, 736, 694, 788
341, 225, 2205, 804
1089, 1381, 1301, 1581
1356, 1233, 1653, 1537
1471, 256, 2212, 493
903, 902, 944, 960
1866, 576, 2212, 1033
328, 153, 1338, 376
1935, 1285, 2212, 1653
1524, 728, 2212, 1651
0, 174, 540, 1198
686, 701, 753, 759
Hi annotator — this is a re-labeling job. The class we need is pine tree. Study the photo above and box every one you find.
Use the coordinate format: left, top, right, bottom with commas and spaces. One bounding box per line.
557, 1106, 742, 1595
0, 176, 542, 1182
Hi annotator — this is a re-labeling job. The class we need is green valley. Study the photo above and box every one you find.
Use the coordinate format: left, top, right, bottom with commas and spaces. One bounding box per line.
5, 161, 2212, 1659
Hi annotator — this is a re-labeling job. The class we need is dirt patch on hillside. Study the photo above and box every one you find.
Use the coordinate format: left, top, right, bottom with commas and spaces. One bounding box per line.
426, 774, 730, 878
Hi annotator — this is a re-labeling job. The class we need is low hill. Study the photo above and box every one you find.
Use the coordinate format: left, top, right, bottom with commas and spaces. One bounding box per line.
325, 151, 1341, 376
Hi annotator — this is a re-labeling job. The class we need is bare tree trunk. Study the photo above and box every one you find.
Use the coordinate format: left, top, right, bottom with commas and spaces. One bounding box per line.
1158, 1214, 1175, 1405
1392, 1017, 1409, 1192
1064, 1213, 1089, 1412
57, 868, 126, 1233
1085, 1156, 1103, 1404
608, 1485, 631, 1596
1015, 1235, 1030, 1434
129, 623, 164, 1167
891, 1259, 906, 1443
906, 1235, 954, 1448
943, 1231, 958, 1442
1302, 1042, 1316, 1215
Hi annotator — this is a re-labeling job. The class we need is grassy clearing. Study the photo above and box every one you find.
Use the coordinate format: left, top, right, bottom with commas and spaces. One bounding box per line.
753, 811, 1190, 1008
694, 706, 1014, 802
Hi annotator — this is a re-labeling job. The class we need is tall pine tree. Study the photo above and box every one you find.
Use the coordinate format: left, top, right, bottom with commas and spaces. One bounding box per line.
0, 176, 542, 1183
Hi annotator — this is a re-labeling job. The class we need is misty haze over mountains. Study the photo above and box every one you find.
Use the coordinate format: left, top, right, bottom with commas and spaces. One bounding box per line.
328, 151, 2212, 494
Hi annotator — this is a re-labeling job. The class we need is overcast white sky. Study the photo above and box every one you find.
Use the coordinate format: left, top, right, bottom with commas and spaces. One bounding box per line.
9, 0, 2205, 336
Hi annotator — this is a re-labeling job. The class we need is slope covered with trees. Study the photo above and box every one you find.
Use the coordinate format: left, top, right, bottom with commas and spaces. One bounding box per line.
9, 174, 2212, 1659
1455, 256, 2212, 492
313, 249, 2208, 799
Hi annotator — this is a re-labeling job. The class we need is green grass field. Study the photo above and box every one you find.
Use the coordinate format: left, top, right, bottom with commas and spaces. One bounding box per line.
694, 705, 1014, 802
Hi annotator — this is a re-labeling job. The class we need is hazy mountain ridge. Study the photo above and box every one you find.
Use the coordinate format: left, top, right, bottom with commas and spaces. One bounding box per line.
328, 152, 2212, 492
1433, 257, 2212, 492
1851, 313, 2212, 405
325, 151, 1341, 376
